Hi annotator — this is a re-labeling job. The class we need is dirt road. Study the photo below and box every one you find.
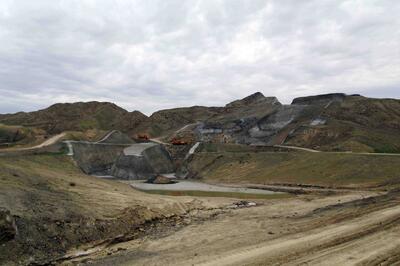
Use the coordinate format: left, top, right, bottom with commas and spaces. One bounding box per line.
199, 204, 400, 266
274, 144, 321, 153
70, 189, 400, 266
275, 144, 400, 156
1, 132, 66, 152
96, 130, 117, 143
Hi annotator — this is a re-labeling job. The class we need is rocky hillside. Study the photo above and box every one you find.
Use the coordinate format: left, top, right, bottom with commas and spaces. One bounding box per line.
1, 93, 400, 152
135, 106, 223, 137
286, 94, 400, 152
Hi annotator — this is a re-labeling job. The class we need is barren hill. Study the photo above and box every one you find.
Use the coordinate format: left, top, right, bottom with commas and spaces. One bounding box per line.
1, 93, 400, 152
0, 101, 148, 134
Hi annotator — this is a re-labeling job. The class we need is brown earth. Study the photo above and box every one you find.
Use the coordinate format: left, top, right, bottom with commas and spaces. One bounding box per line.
64, 189, 400, 266
1, 145, 400, 265
0, 154, 234, 265
185, 147, 400, 189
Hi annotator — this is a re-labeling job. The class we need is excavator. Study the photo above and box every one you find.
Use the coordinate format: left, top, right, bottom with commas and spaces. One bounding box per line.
170, 137, 188, 145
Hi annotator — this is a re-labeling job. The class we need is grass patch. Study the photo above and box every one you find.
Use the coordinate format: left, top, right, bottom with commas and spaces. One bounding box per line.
188, 151, 400, 188
79, 119, 98, 130
136, 189, 291, 199
200, 143, 258, 153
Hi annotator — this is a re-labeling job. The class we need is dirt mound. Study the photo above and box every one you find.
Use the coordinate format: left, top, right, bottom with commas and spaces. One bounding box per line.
0, 154, 202, 265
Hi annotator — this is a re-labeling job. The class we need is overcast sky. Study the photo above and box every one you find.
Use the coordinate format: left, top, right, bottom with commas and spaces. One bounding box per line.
0, 0, 399, 115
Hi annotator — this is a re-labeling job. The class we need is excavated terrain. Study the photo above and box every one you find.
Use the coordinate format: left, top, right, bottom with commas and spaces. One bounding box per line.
1, 93, 400, 265
0, 154, 236, 265
62, 189, 400, 266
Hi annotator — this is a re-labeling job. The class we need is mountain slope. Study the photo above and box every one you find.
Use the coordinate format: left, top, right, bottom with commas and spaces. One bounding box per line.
1, 93, 400, 152
285, 95, 400, 152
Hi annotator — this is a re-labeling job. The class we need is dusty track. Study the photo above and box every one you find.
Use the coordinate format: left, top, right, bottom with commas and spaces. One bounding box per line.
72, 190, 400, 266
200, 204, 400, 266
96, 130, 118, 143
0, 132, 65, 152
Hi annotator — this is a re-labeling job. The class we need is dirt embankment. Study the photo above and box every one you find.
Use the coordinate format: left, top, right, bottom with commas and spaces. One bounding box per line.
0, 154, 233, 265
84, 190, 400, 266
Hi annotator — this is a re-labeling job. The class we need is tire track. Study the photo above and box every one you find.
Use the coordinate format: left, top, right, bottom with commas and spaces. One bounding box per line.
197, 205, 400, 266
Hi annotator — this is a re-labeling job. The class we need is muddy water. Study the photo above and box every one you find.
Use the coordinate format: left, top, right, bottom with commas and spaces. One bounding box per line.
128, 180, 282, 195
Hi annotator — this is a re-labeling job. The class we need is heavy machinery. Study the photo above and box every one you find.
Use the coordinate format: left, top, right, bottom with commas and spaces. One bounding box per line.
170, 137, 188, 145
136, 133, 149, 141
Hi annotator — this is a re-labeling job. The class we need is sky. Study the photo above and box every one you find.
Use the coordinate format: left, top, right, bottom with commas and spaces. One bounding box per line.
0, 0, 399, 115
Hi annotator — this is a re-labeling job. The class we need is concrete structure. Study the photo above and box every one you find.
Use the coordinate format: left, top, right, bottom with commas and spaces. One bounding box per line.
111, 143, 174, 179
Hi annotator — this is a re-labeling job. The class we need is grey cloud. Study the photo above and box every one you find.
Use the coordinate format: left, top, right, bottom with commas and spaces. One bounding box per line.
0, 0, 399, 115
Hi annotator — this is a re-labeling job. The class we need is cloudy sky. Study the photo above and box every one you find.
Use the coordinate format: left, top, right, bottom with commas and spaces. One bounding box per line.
0, 0, 399, 115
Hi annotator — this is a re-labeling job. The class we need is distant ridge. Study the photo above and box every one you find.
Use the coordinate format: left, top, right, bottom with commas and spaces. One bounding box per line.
1, 92, 400, 153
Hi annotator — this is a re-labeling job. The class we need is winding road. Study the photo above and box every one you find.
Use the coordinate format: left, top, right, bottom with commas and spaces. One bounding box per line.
0, 132, 66, 152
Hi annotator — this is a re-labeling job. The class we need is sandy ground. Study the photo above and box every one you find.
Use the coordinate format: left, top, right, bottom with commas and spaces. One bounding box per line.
61, 188, 400, 266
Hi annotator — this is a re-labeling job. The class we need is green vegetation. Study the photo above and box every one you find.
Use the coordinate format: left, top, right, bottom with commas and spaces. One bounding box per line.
350, 128, 400, 153
79, 119, 98, 130
188, 151, 400, 188
136, 189, 290, 199
95, 107, 119, 129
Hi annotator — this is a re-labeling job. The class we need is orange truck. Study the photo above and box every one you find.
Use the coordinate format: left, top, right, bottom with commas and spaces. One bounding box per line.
136, 133, 149, 140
